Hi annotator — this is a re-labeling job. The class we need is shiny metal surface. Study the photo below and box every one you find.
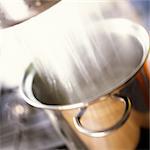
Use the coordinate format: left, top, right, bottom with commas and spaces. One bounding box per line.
21, 19, 149, 138
21, 19, 149, 109
73, 94, 132, 137
45, 110, 88, 150
0, 0, 60, 29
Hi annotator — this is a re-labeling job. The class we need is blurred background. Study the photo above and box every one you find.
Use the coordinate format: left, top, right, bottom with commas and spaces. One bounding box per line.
0, 0, 149, 150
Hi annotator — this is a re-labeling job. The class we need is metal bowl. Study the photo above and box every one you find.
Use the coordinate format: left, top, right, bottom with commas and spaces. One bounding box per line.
0, 0, 60, 29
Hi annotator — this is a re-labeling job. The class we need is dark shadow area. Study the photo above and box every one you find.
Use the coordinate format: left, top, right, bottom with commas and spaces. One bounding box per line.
136, 128, 149, 150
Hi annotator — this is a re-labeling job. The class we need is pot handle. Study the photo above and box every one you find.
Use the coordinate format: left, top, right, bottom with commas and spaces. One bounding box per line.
73, 94, 132, 137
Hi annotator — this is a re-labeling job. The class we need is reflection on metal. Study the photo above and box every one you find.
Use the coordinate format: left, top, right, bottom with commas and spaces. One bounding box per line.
22, 19, 149, 109
21, 19, 149, 140
73, 95, 132, 137
46, 110, 88, 150
0, 0, 60, 29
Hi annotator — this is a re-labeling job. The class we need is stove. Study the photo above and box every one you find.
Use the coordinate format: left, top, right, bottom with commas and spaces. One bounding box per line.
0, 87, 67, 150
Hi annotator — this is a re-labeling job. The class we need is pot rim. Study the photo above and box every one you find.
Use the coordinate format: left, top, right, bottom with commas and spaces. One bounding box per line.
20, 19, 150, 110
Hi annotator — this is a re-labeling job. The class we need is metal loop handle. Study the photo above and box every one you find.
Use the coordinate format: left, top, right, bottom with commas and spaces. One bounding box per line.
73, 94, 132, 138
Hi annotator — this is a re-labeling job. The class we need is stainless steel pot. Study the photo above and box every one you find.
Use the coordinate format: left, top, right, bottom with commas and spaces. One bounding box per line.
0, 0, 60, 29
21, 18, 149, 139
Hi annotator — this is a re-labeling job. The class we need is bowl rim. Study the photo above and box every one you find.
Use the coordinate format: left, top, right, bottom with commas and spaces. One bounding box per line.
20, 19, 150, 110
